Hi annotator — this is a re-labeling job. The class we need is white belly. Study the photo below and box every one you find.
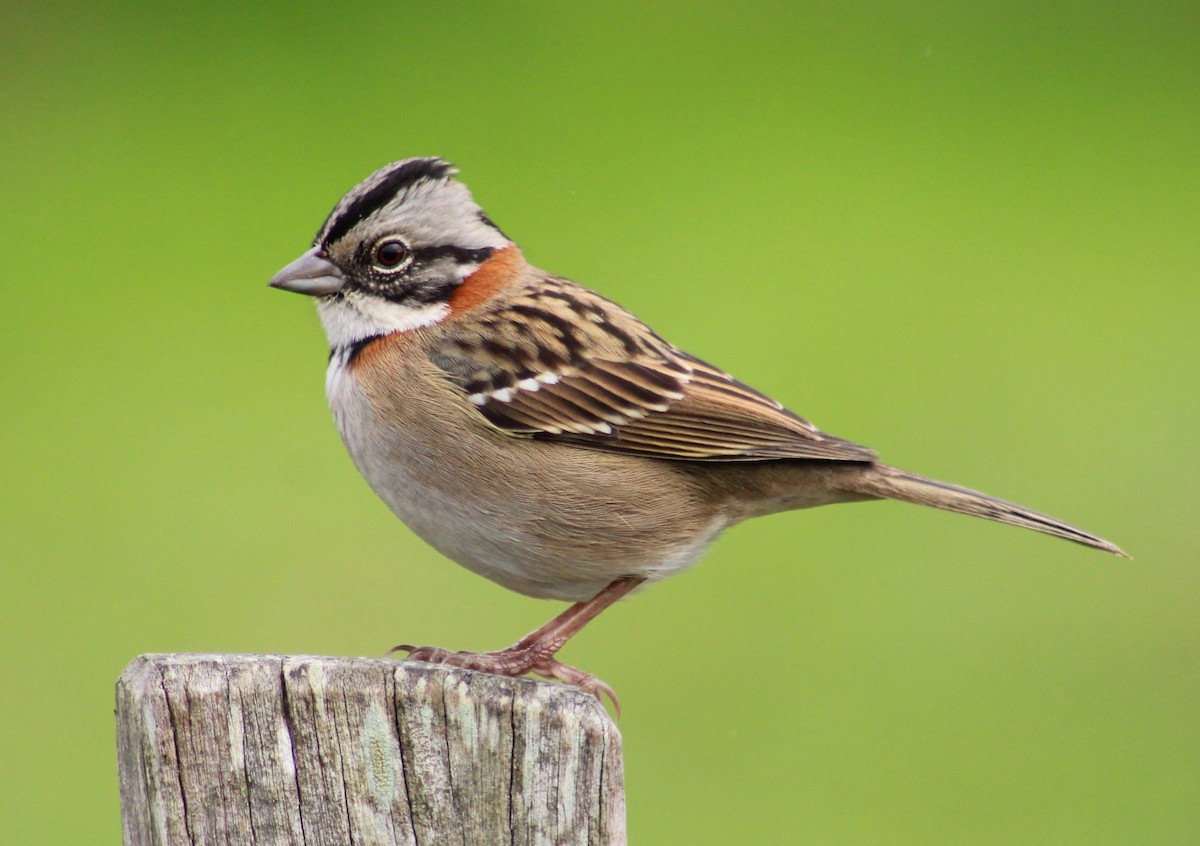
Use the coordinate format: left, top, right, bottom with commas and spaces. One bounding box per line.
326, 355, 724, 601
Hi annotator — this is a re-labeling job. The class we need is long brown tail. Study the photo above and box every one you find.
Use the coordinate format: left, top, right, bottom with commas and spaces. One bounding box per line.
850, 465, 1127, 556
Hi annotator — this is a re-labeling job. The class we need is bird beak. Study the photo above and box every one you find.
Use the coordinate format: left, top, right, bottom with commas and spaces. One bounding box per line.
268, 248, 346, 296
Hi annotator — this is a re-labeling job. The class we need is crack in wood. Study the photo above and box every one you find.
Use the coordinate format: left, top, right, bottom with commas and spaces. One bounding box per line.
117, 655, 624, 845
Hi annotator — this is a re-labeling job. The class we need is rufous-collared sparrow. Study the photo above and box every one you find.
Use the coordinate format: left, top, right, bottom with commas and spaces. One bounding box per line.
269, 157, 1124, 707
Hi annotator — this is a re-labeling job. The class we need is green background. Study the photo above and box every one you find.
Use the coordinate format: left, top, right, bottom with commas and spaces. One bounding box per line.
2, 3, 1196, 843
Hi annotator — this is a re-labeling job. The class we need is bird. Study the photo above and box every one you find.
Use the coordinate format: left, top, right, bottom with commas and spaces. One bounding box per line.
269, 157, 1125, 708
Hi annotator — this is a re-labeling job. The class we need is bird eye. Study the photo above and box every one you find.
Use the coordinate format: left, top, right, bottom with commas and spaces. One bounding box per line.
372, 239, 410, 270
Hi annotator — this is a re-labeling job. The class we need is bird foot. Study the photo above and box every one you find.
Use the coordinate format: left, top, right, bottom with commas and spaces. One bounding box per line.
391, 643, 620, 714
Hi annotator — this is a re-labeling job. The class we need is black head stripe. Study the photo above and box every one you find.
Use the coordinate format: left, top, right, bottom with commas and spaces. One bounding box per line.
318, 158, 455, 246
412, 244, 494, 266
476, 210, 508, 239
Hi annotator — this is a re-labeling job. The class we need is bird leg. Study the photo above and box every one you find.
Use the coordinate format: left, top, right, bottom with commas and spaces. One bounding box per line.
393, 576, 645, 712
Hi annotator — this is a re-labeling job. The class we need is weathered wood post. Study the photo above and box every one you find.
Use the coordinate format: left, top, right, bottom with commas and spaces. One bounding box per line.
116, 654, 625, 845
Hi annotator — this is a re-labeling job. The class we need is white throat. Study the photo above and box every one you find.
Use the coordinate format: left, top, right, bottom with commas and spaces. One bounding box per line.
316, 290, 449, 350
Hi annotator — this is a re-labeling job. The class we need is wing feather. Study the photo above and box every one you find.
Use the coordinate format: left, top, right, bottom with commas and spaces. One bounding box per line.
433, 276, 876, 462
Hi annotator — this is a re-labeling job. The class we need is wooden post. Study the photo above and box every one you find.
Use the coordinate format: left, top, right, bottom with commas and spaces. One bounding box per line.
116, 654, 625, 845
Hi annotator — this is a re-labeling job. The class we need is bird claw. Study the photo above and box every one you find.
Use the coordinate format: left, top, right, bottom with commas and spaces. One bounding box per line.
391, 644, 457, 664
530, 657, 621, 716
390, 643, 620, 715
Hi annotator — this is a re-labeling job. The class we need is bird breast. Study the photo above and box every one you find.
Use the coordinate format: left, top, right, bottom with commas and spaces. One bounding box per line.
324, 338, 728, 601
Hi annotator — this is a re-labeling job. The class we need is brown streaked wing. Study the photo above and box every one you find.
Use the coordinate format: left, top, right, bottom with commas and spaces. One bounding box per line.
434, 273, 876, 462
474, 357, 692, 437
467, 350, 875, 462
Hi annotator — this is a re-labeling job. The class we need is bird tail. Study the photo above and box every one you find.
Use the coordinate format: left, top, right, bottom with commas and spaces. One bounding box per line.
850, 465, 1127, 556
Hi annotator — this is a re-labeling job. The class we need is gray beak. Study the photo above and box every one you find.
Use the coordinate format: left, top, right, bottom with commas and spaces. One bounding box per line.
268, 248, 346, 296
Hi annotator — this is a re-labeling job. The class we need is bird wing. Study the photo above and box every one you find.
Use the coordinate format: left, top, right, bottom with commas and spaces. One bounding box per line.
431, 278, 876, 463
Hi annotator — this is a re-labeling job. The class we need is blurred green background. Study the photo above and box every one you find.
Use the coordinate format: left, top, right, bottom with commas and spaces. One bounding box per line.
2, 2, 1196, 843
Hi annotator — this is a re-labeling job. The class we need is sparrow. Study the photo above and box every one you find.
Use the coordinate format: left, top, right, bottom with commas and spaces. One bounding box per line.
269, 157, 1125, 708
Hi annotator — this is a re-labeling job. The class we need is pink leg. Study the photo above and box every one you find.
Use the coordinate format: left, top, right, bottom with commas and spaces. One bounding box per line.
393, 577, 645, 713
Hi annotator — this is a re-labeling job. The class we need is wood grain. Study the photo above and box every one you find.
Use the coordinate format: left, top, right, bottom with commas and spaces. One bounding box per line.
116, 654, 625, 845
